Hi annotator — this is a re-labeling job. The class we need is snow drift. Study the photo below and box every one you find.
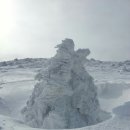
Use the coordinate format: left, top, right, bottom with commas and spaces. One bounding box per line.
22, 39, 110, 129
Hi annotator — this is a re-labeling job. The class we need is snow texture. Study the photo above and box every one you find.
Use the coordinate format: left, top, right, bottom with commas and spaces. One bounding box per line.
113, 101, 130, 118
21, 39, 110, 129
0, 98, 10, 115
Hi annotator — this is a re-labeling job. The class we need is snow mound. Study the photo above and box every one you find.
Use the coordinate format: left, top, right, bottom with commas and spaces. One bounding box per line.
22, 38, 110, 129
113, 101, 130, 118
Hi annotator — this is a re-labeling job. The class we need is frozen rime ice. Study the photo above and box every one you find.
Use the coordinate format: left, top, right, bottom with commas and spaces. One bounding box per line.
22, 39, 110, 129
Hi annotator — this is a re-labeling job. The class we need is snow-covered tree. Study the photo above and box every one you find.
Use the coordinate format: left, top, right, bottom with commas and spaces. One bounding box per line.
22, 38, 110, 129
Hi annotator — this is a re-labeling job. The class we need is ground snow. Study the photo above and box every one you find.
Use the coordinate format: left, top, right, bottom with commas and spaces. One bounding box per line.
0, 64, 130, 130
0, 46, 130, 129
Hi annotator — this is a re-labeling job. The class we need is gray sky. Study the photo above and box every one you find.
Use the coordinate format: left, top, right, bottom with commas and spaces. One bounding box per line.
0, 0, 130, 61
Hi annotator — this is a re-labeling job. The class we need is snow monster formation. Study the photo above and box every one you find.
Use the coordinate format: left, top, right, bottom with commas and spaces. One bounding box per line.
22, 39, 110, 129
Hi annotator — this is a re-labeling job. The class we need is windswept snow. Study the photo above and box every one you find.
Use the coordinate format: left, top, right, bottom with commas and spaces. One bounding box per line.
0, 40, 130, 130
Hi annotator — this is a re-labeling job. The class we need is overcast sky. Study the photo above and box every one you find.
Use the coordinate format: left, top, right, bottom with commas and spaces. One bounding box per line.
0, 0, 130, 61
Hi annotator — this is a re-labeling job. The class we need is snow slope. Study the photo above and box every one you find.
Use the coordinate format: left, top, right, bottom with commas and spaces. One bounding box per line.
0, 58, 130, 130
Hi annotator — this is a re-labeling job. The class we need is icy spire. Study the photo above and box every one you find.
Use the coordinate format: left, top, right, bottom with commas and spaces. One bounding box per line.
22, 38, 110, 129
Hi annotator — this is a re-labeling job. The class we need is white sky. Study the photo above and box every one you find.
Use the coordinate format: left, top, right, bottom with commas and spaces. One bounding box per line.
0, 0, 130, 61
